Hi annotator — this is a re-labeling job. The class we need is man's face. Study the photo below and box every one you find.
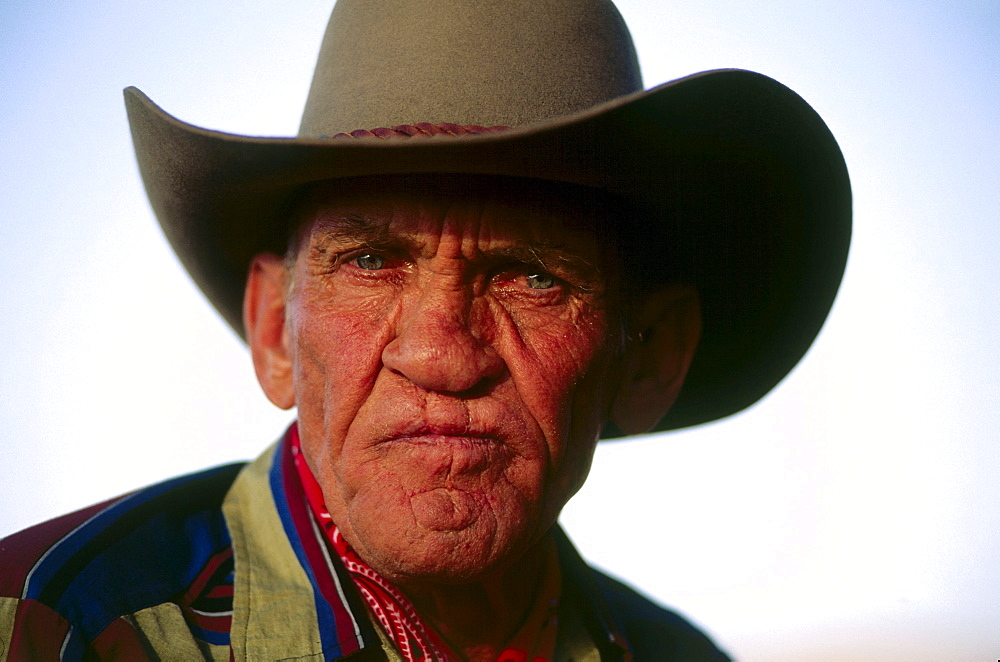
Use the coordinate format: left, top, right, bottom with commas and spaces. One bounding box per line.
277, 179, 625, 585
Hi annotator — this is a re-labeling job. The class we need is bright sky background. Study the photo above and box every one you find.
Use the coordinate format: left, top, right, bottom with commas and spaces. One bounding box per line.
1, 1, 997, 659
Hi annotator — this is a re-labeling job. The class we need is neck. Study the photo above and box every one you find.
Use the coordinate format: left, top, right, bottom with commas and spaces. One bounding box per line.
399, 533, 555, 662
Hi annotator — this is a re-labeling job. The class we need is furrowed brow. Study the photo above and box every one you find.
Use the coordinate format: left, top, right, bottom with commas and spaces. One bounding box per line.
305, 216, 602, 284
310, 213, 387, 244
486, 242, 602, 281
307, 214, 418, 254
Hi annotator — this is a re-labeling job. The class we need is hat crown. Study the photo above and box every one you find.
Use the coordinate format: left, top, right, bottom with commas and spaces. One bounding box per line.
299, 0, 643, 137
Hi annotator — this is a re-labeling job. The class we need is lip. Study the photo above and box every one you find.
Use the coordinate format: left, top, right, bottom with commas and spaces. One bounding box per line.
380, 426, 503, 477
390, 433, 498, 446
380, 421, 502, 445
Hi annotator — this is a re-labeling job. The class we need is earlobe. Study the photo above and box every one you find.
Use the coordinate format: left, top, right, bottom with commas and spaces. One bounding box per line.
244, 254, 296, 410
610, 284, 701, 435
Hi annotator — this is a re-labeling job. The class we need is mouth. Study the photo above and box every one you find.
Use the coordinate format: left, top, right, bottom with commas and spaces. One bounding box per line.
383, 421, 501, 446
392, 433, 498, 446
379, 424, 506, 479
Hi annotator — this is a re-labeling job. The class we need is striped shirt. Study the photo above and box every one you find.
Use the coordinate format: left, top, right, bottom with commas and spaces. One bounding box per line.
0, 427, 729, 661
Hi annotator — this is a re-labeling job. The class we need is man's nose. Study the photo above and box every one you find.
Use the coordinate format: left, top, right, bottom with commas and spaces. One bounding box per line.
382, 287, 505, 394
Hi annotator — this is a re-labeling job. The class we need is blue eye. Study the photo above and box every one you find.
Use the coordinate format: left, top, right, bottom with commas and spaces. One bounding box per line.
526, 272, 555, 289
354, 253, 385, 270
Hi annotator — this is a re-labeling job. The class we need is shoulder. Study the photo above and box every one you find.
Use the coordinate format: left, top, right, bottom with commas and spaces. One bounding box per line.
0, 462, 244, 653
592, 569, 731, 661
554, 528, 730, 660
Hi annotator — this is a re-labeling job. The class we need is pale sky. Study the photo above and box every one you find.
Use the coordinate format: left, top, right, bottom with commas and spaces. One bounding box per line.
1, 2, 998, 659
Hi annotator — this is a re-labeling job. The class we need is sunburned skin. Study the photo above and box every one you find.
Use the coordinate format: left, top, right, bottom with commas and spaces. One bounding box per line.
243, 176, 701, 656
279, 179, 623, 585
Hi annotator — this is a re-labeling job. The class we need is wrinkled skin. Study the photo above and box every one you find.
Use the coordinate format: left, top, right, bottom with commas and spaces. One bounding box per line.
278, 180, 623, 584
245, 177, 700, 656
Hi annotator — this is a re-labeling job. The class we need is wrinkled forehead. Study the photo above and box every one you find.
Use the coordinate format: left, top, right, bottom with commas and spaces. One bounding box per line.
284, 175, 627, 260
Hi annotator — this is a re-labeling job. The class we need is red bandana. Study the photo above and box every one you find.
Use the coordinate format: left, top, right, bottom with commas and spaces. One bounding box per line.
289, 424, 559, 662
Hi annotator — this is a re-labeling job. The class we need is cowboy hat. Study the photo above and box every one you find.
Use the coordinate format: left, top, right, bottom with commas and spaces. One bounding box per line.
125, 0, 851, 435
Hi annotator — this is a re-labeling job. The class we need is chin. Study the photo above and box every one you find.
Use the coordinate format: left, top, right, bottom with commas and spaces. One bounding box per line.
352, 507, 544, 587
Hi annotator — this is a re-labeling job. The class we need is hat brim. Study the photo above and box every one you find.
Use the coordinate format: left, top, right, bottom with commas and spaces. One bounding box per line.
125, 68, 850, 436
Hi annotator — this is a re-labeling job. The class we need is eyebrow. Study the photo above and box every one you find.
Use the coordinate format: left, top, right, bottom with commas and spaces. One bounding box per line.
307, 213, 604, 281
305, 213, 412, 261
485, 243, 601, 282
308, 213, 396, 246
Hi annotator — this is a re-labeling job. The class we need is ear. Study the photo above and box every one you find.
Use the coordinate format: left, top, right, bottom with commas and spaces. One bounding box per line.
610, 284, 701, 435
243, 254, 296, 410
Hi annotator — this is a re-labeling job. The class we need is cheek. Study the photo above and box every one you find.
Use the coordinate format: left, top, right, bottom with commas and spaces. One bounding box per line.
289, 289, 396, 472
496, 299, 617, 499
505, 302, 615, 430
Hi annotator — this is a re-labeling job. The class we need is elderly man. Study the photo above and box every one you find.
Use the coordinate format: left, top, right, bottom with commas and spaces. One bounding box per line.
0, 0, 849, 660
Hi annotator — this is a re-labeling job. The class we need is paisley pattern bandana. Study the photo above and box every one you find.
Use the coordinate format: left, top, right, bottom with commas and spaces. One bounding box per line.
289, 423, 560, 661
